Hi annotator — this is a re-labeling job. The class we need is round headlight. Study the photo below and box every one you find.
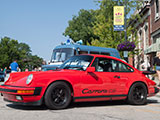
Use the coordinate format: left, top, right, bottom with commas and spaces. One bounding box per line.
4, 74, 10, 82
26, 74, 33, 85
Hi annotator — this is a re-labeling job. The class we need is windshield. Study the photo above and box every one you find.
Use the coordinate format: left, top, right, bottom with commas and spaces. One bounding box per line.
51, 48, 74, 62
60, 55, 93, 71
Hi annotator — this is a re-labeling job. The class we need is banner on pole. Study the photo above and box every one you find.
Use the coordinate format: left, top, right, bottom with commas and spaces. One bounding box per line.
114, 6, 124, 31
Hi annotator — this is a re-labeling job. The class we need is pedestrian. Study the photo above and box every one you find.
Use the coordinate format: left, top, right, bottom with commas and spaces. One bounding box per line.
3, 67, 7, 74
140, 57, 151, 71
153, 51, 160, 87
9, 60, 19, 73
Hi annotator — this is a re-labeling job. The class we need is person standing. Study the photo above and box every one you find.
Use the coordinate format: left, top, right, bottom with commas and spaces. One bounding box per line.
3, 67, 7, 74
9, 60, 19, 73
140, 57, 151, 71
153, 51, 160, 87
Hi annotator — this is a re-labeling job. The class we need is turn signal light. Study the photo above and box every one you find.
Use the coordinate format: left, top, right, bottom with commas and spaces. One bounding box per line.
17, 90, 34, 94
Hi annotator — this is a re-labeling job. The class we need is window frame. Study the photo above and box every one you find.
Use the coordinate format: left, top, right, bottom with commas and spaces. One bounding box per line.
91, 57, 134, 73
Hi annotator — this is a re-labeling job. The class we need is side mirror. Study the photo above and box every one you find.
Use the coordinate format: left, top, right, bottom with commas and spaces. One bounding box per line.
86, 67, 95, 72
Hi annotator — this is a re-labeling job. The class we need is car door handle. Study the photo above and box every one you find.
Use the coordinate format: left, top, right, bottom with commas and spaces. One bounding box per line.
114, 75, 120, 79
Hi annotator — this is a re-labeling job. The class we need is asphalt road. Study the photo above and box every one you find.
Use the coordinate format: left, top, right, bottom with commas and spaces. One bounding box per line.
0, 91, 160, 120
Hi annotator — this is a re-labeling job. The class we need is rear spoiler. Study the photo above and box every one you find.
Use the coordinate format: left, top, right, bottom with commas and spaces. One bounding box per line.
142, 71, 156, 75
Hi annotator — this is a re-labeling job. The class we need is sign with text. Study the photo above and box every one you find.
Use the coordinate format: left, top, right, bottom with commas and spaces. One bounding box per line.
114, 6, 124, 31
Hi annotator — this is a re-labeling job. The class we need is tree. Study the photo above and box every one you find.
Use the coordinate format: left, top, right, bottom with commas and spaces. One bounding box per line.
64, 0, 143, 53
91, 0, 142, 49
63, 9, 99, 45
0, 37, 43, 71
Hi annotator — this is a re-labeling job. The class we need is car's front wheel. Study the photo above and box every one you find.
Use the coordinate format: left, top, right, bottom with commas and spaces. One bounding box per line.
44, 81, 71, 109
127, 82, 147, 105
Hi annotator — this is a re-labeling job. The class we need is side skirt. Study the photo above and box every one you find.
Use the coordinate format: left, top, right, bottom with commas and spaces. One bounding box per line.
74, 94, 127, 102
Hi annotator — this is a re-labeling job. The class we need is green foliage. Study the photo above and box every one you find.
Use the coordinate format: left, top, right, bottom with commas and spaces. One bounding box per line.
0, 37, 43, 71
64, 0, 143, 57
63, 9, 99, 45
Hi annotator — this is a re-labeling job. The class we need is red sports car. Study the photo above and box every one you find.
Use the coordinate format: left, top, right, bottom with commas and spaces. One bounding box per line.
0, 54, 159, 109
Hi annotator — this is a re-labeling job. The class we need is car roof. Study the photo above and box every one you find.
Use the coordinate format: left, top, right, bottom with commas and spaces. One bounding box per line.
79, 54, 120, 60
78, 54, 130, 65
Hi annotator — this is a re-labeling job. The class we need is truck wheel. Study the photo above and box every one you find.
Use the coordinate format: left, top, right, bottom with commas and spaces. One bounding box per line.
127, 82, 147, 105
45, 81, 71, 109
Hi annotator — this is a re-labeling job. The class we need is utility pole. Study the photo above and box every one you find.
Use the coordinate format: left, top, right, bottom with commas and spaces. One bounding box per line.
124, 0, 127, 42
124, 0, 128, 63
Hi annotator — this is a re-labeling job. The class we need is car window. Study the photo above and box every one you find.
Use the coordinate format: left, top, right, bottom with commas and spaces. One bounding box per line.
91, 57, 113, 72
60, 55, 93, 71
91, 57, 133, 72
112, 60, 134, 72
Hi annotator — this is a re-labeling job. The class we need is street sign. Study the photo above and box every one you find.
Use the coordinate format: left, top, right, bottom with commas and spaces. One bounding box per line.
113, 6, 124, 31
114, 25, 124, 31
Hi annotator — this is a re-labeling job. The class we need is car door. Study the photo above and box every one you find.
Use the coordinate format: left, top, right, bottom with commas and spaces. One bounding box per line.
77, 57, 116, 101
108, 59, 135, 96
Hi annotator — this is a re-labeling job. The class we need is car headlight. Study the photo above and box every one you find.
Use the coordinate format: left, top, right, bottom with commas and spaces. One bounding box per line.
26, 74, 33, 85
4, 74, 10, 83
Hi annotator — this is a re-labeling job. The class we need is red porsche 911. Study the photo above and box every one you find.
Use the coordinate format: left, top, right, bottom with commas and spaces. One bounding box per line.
0, 54, 159, 109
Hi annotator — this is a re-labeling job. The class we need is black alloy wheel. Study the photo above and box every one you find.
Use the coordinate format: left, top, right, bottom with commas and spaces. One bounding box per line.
45, 81, 71, 109
127, 82, 147, 105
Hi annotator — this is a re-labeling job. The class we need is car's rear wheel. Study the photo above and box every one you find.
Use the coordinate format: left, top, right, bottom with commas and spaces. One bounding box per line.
127, 82, 147, 105
44, 81, 71, 109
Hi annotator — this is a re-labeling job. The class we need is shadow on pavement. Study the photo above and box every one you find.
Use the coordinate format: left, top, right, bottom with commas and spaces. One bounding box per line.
6, 100, 127, 110
5, 98, 160, 111
147, 99, 159, 104
69, 100, 127, 109
6, 104, 48, 110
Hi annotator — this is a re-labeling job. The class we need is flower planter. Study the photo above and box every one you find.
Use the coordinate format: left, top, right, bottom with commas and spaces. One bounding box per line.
117, 41, 136, 51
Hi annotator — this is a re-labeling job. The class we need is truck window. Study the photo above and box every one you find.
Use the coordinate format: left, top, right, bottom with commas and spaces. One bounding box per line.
101, 52, 110, 56
90, 51, 99, 54
78, 51, 88, 54
51, 48, 74, 62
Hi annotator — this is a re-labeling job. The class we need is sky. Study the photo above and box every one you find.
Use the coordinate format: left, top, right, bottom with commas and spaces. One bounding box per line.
0, 0, 98, 61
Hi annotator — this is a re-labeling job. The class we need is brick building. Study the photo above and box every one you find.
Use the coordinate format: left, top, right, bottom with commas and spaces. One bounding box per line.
130, 1, 151, 69
131, 0, 160, 69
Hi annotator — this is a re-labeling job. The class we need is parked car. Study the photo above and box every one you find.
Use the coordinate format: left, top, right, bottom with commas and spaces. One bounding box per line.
0, 72, 5, 82
0, 54, 159, 110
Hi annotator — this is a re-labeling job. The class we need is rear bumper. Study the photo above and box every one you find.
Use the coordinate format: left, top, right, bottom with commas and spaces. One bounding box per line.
154, 87, 159, 94
0, 85, 43, 105
148, 86, 159, 97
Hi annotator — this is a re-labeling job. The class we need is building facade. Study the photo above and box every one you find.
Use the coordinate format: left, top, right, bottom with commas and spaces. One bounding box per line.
130, 1, 151, 70
131, 0, 160, 69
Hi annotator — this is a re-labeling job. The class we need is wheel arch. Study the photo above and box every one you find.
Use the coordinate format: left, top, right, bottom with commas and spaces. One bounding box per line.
128, 81, 148, 95
43, 80, 74, 99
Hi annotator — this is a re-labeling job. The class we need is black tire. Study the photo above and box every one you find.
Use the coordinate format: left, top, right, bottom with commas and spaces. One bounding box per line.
127, 82, 147, 105
44, 81, 71, 110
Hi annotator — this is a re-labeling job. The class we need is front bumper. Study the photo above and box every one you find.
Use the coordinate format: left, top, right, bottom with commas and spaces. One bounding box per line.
0, 84, 43, 105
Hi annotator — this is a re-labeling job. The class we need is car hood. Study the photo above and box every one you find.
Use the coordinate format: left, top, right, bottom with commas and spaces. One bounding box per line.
4, 69, 81, 87
4, 71, 37, 86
